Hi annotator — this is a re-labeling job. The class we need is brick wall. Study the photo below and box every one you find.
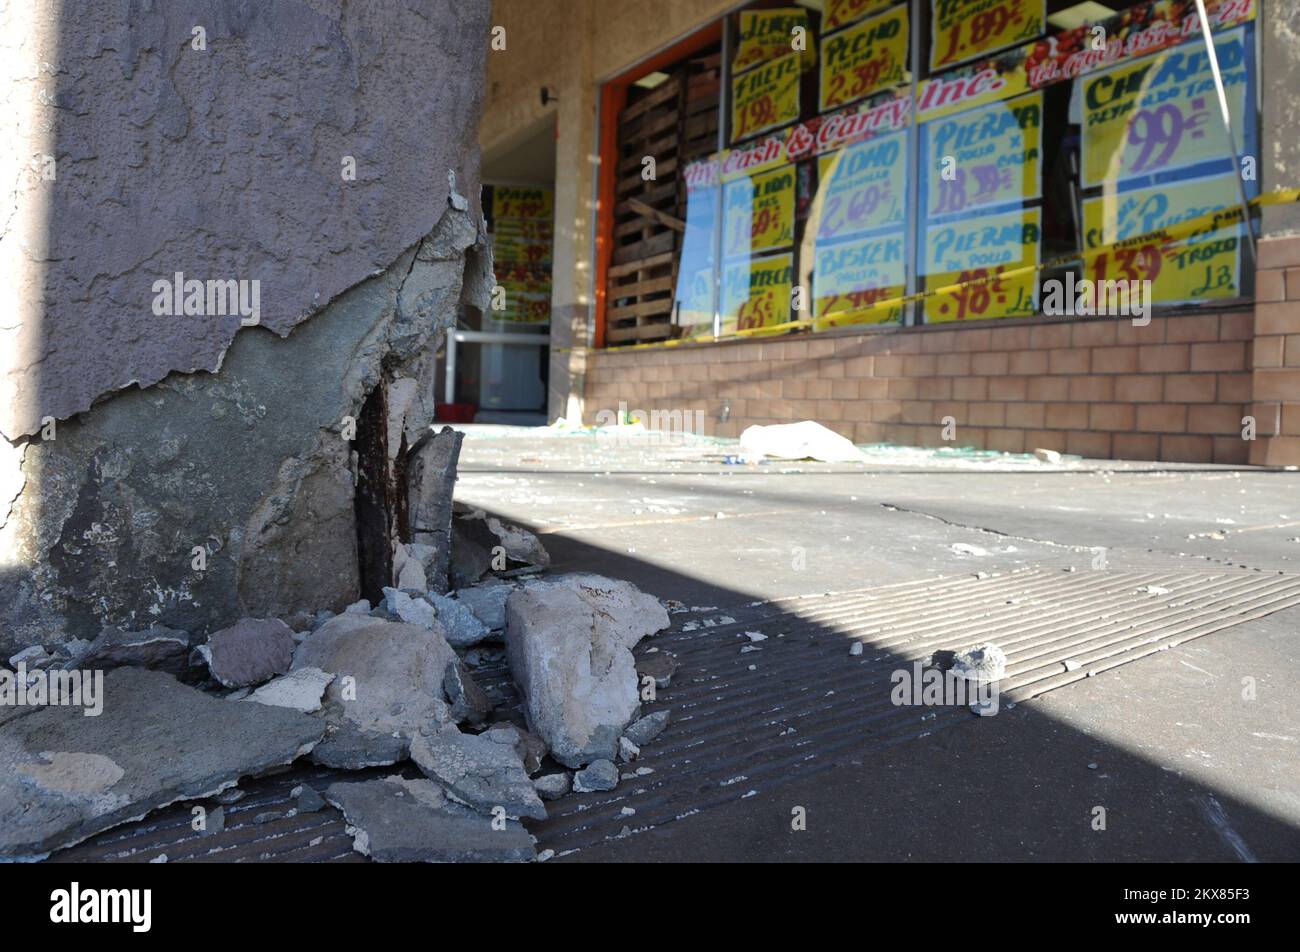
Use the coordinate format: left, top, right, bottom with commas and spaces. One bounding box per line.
1251, 236, 1300, 466
584, 309, 1258, 464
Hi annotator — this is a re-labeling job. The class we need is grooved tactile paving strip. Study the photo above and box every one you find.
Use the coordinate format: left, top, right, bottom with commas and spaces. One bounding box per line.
54, 569, 1300, 862
525, 568, 1300, 855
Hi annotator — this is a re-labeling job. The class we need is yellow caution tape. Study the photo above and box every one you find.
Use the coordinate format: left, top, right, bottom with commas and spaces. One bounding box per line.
567, 186, 1300, 354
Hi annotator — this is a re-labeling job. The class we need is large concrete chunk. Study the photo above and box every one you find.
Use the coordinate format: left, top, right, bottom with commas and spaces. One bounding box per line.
198, 618, 296, 688
506, 574, 669, 768
0, 668, 324, 860
325, 775, 534, 863
292, 615, 457, 741
410, 727, 547, 820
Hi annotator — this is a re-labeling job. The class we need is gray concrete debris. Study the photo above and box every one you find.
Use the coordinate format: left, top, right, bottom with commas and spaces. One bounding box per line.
444, 661, 493, 724
310, 722, 410, 770
344, 600, 371, 615
455, 580, 513, 632
623, 710, 670, 747
74, 624, 193, 676
533, 772, 571, 800
292, 614, 457, 741
636, 653, 680, 689
506, 573, 669, 767
1034, 448, 1063, 464
243, 666, 335, 714
485, 515, 550, 568
197, 618, 296, 689
618, 736, 640, 763
9, 645, 50, 668
450, 511, 500, 588
202, 806, 226, 836
292, 784, 326, 814
325, 775, 534, 863
381, 587, 436, 629
0, 668, 324, 860
409, 726, 547, 820
484, 723, 548, 775
428, 592, 491, 646
408, 427, 465, 595
393, 544, 429, 593
949, 644, 1008, 683
572, 759, 619, 793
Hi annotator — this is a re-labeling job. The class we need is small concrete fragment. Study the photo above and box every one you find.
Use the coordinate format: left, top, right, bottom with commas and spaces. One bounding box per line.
325, 775, 534, 863
198, 618, 296, 688
623, 710, 670, 747
455, 580, 513, 631
533, 772, 571, 800
618, 736, 640, 763
450, 511, 500, 588
636, 653, 679, 688
292, 784, 326, 813
444, 661, 493, 725
485, 516, 550, 568
76, 625, 191, 676
484, 723, 548, 775
572, 759, 619, 793
0, 669, 324, 860
244, 667, 335, 714
381, 588, 436, 629
409, 726, 547, 820
1033, 448, 1063, 464
310, 723, 409, 770
428, 592, 491, 646
506, 573, 669, 767
949, 643, 1008, 683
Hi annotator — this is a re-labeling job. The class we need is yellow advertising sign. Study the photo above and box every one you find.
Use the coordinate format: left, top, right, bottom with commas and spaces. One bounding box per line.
734, 8, 809, 73
491, 186, 553, 220
924, 207, 1040, 322
722, 252, 794, 332
1083, 173, 1242, 304
917, 0, 1256, 123
819, 4, 909, 112
923, 90, 1041, 217
814, 130, 906, 240
1081, 28, 1249, 189
930, 0, 1044, 72
825, 0, 898, 32
732, 52, 801, 142
813, 231, 906, 328
724, 164, 797, 259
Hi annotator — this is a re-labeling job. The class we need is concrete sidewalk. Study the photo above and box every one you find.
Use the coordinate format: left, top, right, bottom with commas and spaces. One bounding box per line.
453, 424, 1300, 862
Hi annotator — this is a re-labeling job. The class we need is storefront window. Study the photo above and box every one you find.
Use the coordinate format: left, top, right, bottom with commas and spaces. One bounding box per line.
603, 0, 1260, 346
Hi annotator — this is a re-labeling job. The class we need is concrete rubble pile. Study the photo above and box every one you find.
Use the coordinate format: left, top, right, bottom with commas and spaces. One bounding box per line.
0, 513, 674, 863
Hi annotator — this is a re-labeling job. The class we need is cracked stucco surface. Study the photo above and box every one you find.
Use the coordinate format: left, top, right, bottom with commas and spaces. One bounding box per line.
0, 0, 489, 439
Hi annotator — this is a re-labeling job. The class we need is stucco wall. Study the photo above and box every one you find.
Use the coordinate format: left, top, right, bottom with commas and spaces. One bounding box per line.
0, 0, 493, 655
1, 0, 488, 439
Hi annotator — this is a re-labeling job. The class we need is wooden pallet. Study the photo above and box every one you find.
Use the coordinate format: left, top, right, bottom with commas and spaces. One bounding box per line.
605, 49, 722, 345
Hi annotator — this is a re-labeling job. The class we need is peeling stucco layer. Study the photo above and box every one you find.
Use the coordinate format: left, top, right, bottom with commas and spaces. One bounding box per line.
1, 0, 490, 439
0, 206, 492, 654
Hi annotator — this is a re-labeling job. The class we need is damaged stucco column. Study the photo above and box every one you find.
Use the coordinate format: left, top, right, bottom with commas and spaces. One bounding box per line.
0, 0, 493, 655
